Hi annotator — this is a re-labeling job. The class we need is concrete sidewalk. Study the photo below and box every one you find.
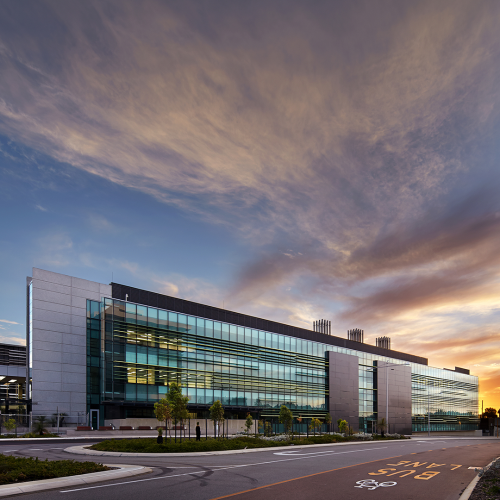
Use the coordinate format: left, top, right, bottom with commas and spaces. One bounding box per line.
0, 463, 152, 497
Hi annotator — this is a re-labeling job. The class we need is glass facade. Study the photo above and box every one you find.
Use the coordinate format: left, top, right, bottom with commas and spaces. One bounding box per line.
86, 298, 479, 431
411, 367, 478, 431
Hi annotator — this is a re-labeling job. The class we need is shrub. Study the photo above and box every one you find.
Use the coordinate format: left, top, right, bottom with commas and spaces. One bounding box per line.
0, 455, 107, 484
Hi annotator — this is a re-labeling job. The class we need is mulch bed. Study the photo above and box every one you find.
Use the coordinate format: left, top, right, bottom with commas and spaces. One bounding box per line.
469, 459, 500, 500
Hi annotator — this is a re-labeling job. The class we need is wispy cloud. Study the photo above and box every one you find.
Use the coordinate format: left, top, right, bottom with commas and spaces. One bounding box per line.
0, 319, 21, 325
0, 335, 25, 346
0, 0, 500, 405
35, 204, 47, 212
36, 232, 73, 267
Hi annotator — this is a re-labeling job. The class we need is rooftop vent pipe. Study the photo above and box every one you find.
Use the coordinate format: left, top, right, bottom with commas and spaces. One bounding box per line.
313, 319, 331, 335
376, 336, 391, 349
348, 328, 364, 343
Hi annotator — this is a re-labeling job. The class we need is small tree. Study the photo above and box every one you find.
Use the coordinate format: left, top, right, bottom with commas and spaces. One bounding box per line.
4, 418, 16, 436
167, 382, 190, 442
258, 419, 272, 437
337, 419, 348, 435
265, 421, 272, 436
154, 397, 172, 442
34, 416, 48, 436
377, 417, 387, 437
309, 418, 321, 435
59, 413, 67, 427
279, 405, 293, 436
324, 413, 332, 433
483, 408, 497, 418
209, 400, 225, 439
245, 413, 253, 436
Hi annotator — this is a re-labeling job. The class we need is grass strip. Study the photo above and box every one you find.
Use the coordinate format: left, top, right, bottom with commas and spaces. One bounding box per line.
0, 455, 108, 485
90, 434, 404, 453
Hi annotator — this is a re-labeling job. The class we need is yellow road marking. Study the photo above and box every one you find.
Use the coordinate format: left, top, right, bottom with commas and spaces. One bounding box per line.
209, 454, 404, 500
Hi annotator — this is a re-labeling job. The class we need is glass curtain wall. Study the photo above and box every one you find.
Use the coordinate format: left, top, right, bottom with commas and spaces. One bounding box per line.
411, 367, 478, 432
84, 298, 479, 430
101, 299, 327, 417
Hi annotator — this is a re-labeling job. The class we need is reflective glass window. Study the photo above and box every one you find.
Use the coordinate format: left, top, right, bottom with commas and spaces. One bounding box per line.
187, 315, 195, 332
205, 321, 213, 338
237, 327, 245, 344
252, 329, 259, 346
113, 300, 125, 321
214, 322, 222, 340
178, 315, 187, 333
137, 345, 147, 364
148, 307, 158, 327
125, 344, 136, 363
168, 312, 178, 331
158, 310, 168, 329
148, 347, 158, 365
125, 303, 136, 324
126, 384, 136, 400
137, 306, 147, 326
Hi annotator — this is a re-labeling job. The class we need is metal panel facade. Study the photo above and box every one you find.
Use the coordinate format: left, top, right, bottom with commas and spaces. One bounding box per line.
328, 351, 359, 432
28, 268, 111, 416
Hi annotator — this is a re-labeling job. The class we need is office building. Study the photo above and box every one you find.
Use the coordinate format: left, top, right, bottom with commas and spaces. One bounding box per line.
26, 268, 479, 433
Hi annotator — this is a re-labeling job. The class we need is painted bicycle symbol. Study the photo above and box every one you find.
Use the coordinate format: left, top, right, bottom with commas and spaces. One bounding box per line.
354, 479, 397, 490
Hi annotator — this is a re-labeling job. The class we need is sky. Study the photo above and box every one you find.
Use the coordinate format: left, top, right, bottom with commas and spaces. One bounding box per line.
0, 0, 499, 411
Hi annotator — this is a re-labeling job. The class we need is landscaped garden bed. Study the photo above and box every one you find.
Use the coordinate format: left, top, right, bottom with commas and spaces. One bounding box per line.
0, 455, 108, 485
469, 458, 500, 500
0, 433, 60, 439
90, 433, 406, 453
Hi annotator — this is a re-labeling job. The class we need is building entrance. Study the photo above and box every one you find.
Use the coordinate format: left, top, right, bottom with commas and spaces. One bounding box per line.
90, 409, 99, 430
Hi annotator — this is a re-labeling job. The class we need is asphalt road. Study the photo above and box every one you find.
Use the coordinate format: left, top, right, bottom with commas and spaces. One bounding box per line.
1, 437, 499, 500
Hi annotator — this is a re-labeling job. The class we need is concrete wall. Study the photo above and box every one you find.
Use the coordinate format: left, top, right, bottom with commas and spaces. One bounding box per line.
29, 268, 111, 415
328, 351, 359, 432
376, 361, 412, 435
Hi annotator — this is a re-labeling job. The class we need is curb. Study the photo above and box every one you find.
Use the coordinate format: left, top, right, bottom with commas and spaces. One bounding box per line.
0, 463, 152, 497
458, 457, 499, 500
64, 438, 410, 457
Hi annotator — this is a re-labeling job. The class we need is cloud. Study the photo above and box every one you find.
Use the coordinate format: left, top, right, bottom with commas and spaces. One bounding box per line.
0, 335, 25, 346
36, 232, 73, 267
1, 0, 500, 405
108, 258, 223, 308
35, 204, 47, 212
88, 214, 114, 231
0, 0, 499, 241
0, 319, 21, 325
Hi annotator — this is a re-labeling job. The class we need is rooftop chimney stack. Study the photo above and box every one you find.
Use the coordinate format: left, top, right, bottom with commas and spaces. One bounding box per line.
376, 336, 391, 349
347, 328, 364, 343
313, 319, 331, 335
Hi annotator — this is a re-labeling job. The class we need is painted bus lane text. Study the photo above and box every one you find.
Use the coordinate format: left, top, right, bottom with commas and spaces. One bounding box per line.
367, 460, 463, 481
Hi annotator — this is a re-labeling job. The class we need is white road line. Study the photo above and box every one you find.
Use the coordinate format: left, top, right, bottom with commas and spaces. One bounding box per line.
29, 449, 44, 451
60, 446, 388, 493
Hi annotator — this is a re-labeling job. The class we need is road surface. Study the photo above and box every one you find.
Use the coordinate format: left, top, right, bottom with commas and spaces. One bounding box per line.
1, 437, 498, 500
